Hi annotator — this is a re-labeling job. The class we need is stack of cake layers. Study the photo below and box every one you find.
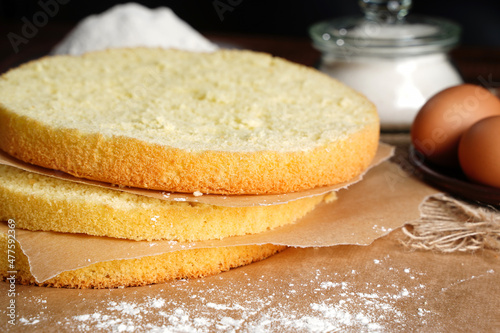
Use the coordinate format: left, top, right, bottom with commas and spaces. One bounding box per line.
0, 48, 379, 288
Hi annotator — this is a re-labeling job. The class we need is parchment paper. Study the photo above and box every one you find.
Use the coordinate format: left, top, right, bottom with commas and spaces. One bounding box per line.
1, 229, 498, 332
0, 161, 439, 282
0, 144, 393, 207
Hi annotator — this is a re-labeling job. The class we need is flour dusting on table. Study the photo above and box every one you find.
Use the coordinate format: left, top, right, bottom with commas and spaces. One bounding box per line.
14, 255, 443, 332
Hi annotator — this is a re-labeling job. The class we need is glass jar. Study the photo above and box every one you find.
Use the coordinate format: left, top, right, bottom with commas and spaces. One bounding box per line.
309, 0, 462, 130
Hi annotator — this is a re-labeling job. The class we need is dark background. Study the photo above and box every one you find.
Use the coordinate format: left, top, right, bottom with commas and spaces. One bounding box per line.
1, 0, 500, 46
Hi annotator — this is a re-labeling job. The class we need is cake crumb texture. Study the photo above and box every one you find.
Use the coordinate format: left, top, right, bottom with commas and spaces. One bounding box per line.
0, 48, 379, 194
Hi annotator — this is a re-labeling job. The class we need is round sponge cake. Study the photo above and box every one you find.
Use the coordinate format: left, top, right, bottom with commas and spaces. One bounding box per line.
0, 165, 328, 241
0, 48, 379, 194
0, 163, 323, 288
0, 163, 326, 288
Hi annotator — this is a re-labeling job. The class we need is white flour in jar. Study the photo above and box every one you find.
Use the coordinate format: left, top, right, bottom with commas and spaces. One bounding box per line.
317, 22, 462, 129
320, 53, 462, 129
51, 3, 217, 55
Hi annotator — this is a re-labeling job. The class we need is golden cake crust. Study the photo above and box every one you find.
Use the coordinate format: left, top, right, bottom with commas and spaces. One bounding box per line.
0, 165, 328, 241
0, 112, 378, 194
0, 48, 379, 194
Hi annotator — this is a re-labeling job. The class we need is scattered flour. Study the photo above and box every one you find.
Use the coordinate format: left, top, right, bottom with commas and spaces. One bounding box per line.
18, 317, 40, 325
12, 257, 447, 332
372, 224, 393, 234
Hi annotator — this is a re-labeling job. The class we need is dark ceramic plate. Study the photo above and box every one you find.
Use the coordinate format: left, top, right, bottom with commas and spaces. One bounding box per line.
408, 145, 500, 207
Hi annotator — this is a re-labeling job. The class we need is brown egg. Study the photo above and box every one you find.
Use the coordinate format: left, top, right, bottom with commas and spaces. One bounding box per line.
411, 84, 500, 167
459, 116, 500, 188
